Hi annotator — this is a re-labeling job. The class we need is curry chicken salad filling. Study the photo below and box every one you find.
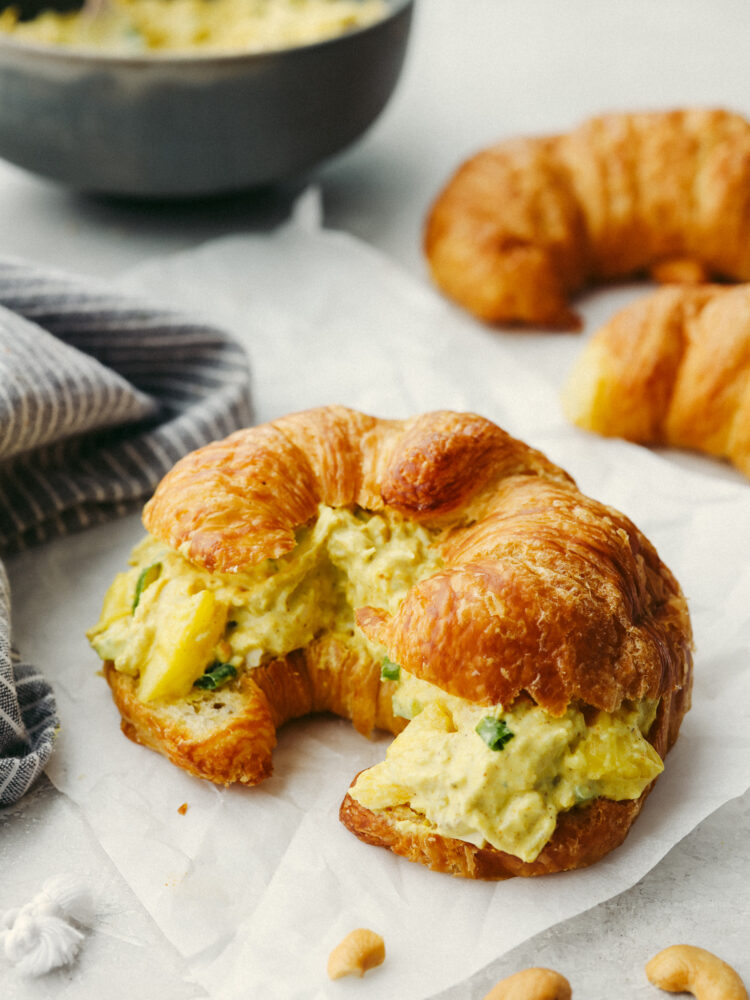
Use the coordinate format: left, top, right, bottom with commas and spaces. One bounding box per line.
88, 502, 665, 866
350, 672, 661, 863
88, 504, 441, 701
0, 0, 388, 54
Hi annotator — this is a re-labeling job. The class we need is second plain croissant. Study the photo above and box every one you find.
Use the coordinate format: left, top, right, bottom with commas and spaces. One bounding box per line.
425, 108, 750, 328
562, 283, 750, 478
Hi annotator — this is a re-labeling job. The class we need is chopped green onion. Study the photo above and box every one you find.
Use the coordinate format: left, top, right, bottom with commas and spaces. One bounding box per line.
193, 661, 237, 691
475, 716, 514, 751
380, 657, 401, 682
132, 562, 161, 611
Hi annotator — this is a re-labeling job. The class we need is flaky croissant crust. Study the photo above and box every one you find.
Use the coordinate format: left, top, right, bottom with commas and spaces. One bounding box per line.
563, 283, 750, 479
425, 108, 750, 328
143, 406, 692, 716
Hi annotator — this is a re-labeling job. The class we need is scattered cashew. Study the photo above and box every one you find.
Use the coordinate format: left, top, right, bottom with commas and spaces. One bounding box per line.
327, 928, 385, 980
646, 945, 748, 1000
482, 967, 572, 1000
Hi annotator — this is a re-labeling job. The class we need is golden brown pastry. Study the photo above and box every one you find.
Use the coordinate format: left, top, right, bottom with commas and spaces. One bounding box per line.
88, 406, 693, 878
425, 109, 750, 328
562, 283, 750, 478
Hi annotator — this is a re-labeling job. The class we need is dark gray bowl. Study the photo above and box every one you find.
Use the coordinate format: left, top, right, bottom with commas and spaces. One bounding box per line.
0, 0, 413, 197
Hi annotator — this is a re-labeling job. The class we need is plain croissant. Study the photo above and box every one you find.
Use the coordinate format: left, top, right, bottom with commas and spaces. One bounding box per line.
425, 108, 750, 328
562, 283, 750, 478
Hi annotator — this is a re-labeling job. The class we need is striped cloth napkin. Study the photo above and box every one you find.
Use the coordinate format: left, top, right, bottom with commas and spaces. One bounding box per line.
0, 257, 253, 806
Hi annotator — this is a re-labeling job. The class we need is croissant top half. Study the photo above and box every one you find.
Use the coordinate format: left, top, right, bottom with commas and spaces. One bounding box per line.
143, 406, 692, 717
425, 108, 750, 328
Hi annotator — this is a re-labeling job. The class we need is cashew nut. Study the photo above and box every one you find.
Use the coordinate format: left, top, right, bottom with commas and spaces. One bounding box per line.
326, 928, 385, 980
646, 945, 748, 1000
482, 967, 572, 1000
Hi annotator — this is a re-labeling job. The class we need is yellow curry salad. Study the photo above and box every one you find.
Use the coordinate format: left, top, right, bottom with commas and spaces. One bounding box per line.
87, 504, 442, 702
350, 671, 662, 863
0, 0, 388, 53
89, 500, 666, 866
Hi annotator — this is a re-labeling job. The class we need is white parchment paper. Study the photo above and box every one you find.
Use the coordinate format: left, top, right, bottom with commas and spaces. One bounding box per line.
7, 192, 750, 998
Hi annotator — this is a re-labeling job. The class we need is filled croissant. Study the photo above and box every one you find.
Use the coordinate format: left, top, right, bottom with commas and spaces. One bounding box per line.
562, 284, 750, 478
425, 108, 750, 328
87, 406, 693, 878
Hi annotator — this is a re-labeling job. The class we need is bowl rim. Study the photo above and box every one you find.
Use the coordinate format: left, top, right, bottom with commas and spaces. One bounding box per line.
0, 0, 413, 67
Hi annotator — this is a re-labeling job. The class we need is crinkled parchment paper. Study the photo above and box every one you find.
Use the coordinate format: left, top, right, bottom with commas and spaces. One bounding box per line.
7, 191, 750, 999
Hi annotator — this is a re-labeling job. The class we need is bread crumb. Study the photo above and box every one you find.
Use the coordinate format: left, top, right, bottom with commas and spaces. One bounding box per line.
177, 802, 188, 815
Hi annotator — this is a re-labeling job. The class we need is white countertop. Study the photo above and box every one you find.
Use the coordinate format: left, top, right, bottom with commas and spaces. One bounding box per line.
3, 2, 750, 997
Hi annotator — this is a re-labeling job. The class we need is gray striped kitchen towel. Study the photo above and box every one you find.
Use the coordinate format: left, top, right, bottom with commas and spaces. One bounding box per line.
0, 256, 253, 806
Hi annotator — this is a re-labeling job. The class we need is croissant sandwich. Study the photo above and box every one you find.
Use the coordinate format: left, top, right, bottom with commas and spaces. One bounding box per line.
562, 283, 750, 478
88, 406, 693, 879
425, 108, 750, 328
